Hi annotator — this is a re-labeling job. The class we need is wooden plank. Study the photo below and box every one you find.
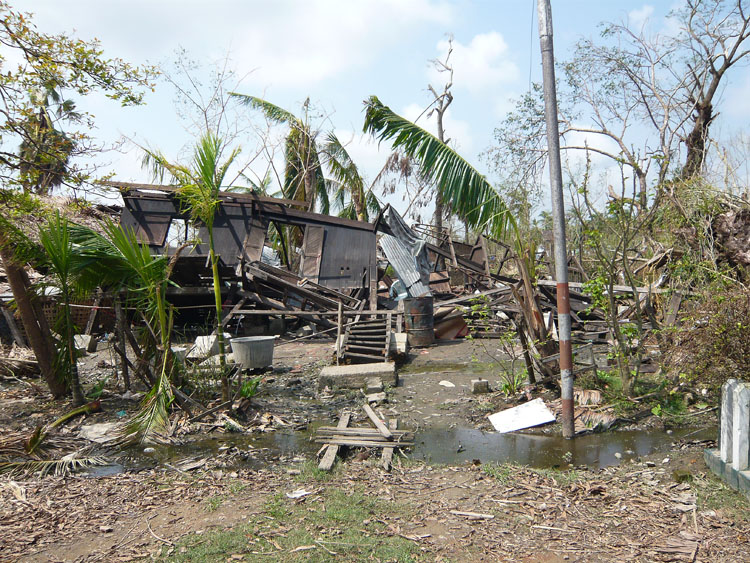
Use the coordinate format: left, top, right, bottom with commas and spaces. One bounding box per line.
381, 419, 398, 470
664, 291, 683, 326
318, 412, 351, 471
384, 312, 392, 362
242, 220, 266, 262
316, 427, 411, 437
342, 352, 385, 361
301, 225, 325, 283
220, 298, 247, 328
363, 403, 393, 439
83, 293, 102, 335
314, 438, 413, 448
314, 434, 408, 444
1, 305, 26, 347
114, 298, 130, 390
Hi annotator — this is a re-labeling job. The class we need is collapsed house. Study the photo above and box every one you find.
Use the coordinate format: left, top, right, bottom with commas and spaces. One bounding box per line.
111, 181, 677, 377
1, 181, 679, 387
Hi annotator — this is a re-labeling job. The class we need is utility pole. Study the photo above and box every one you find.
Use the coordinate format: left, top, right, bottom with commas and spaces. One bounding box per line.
537, 0, 574, 438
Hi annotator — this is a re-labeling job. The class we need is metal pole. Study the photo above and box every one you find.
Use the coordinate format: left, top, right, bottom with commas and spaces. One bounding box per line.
537, 0, 574, 438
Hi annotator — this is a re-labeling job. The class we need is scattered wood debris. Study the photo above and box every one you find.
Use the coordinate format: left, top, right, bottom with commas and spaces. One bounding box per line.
315, 407, 412, 471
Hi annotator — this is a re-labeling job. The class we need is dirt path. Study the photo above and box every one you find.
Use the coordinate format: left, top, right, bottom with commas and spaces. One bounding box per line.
3, 441, 748, 562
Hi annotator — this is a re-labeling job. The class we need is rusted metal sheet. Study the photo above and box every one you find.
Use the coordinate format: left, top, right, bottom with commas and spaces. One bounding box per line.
317, 226, 374, 290
378, 207, 431, 298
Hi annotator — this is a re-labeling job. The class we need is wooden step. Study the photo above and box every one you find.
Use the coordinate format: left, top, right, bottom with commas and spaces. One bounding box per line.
347, 344, 385, 354
342, 351, 384, 362
347, 334, 386, 343
349, 327, 385, 334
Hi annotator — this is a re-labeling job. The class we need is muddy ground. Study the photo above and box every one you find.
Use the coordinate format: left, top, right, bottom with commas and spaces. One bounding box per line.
1, 336, 744, 561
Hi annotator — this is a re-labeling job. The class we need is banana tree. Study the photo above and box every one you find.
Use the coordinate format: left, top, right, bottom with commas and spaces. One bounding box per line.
142, 132, 239, 403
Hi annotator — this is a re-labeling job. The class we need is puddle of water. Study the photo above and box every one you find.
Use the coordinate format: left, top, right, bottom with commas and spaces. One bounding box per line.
82, 423, 715, 477
411, 427, 715, 469
109, 429, 318, 474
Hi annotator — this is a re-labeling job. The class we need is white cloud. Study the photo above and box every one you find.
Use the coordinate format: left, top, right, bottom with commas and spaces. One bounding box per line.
19, 0, 454, 88
628, 5, 655, 29
233, 0, 454, 87
428, 32, 519, 96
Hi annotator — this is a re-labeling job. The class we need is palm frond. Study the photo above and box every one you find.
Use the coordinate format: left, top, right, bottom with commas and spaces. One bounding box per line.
0, 455, 109, 478
363, 96, 515, 239
365, 189, 382, 218
229, 93, 301, 126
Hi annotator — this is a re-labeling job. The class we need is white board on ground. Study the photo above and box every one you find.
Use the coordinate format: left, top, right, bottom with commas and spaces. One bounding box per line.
487, 398, 556, 433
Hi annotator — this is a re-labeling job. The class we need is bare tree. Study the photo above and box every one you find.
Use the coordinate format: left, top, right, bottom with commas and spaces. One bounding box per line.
563, 0, 750, 207
427, 37, 455, 237
489, 0, 750, 214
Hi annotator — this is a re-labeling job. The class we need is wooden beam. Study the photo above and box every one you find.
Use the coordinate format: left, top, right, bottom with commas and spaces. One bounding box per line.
363, 403, 393, 439
1, 305, 26, 348
318, 412, 351, 471
83, 292, 102, 335
313, 438, 413, 448
381, 419, 398, 471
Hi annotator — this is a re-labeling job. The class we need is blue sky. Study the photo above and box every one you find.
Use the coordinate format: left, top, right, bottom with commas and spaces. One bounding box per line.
12, 1, 750, 214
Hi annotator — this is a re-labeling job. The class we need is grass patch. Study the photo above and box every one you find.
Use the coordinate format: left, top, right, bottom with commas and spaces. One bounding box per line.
482, 462, 522, 486
692, 473, 750, 523
530, 467, 582, 487
166, 488, 418, 562
204, 494, 225, 513
292, 459, 339, 482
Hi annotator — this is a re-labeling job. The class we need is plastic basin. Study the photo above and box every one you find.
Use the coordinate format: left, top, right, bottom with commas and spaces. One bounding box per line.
230, 336, 276, 369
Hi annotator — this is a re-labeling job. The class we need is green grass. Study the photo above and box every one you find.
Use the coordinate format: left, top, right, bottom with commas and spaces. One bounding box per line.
165, 488, 419, 562
691, 473, 750, 523
529, 467, 582, 487
482, 462, 522, 486
204, 495, 225, 513
292, 459, 339, 482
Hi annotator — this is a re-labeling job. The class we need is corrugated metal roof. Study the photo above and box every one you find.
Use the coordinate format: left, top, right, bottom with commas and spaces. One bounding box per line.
378, 208, 432, 298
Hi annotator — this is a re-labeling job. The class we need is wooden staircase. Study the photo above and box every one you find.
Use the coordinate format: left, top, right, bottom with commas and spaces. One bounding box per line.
339, 313, 391, 364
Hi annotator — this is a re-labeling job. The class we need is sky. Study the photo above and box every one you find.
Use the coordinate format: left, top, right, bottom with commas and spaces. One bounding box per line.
10, 0, 750, 216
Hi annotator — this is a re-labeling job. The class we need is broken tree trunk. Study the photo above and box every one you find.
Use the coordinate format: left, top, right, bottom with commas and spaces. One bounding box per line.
0, 243, 65, 398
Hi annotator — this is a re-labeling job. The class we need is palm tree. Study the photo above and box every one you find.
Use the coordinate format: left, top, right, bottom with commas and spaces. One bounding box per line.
230, 94, 330, 214
0, 208, 65, 398
37, 212, 87, 405
363, 96, 565, 381
71, 220, 176, 444
142, 132, 240, 403
362, 96, 513, 240
322, 132, 381, 222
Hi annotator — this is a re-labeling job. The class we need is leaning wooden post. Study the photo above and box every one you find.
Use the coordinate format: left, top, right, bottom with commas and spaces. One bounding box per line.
114, 297, 130, 391
336, 300, 343, 365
